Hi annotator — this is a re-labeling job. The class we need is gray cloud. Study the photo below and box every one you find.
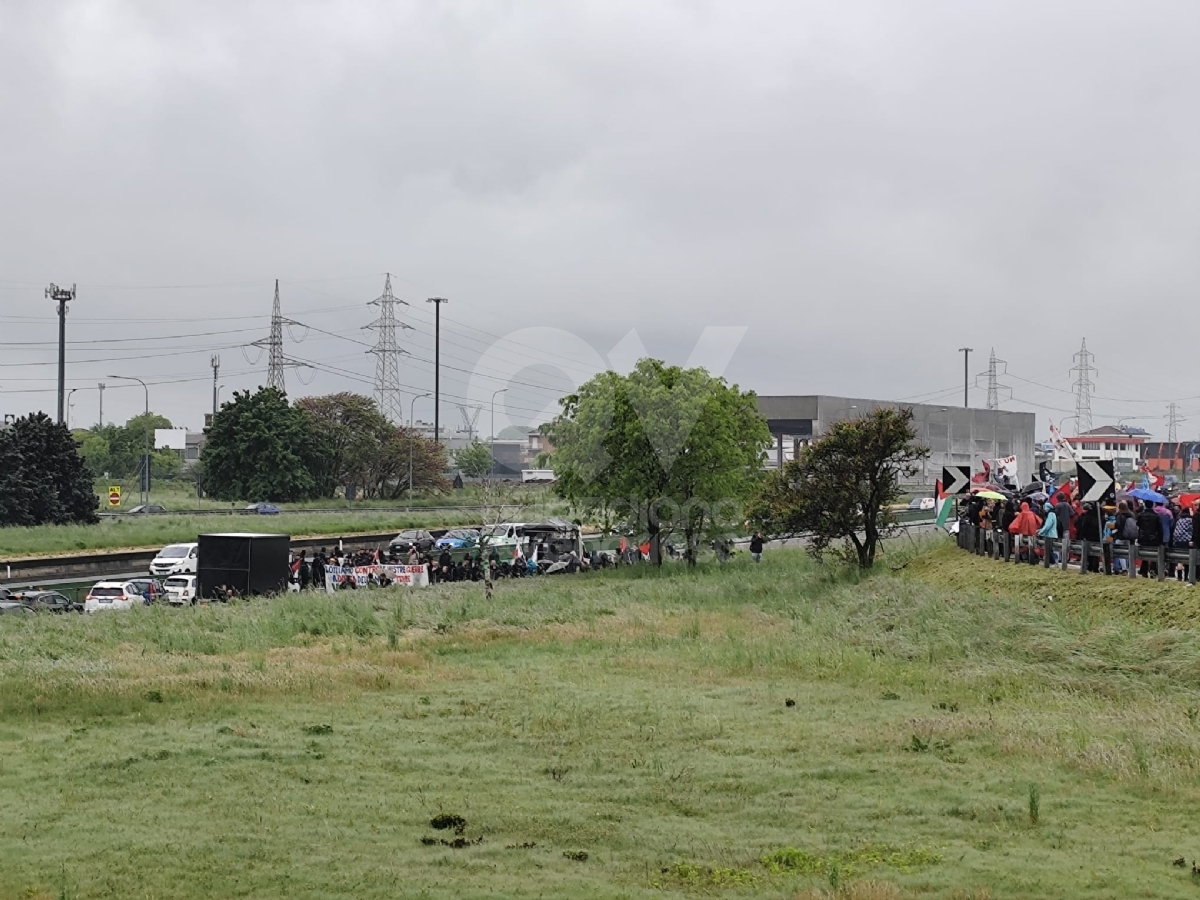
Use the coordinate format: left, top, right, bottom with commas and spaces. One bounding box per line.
2, 0, 1199, 437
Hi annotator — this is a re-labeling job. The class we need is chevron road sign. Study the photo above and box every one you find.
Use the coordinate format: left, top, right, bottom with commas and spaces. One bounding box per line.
1076, 460, 1116, 504
941, 465, 971, 495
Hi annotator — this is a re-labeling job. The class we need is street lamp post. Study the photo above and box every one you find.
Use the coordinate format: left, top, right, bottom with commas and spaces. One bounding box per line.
109, 375, 150, 504
409, 392, 432, 512
66, 388, 78, 430
490, 388, 508, 479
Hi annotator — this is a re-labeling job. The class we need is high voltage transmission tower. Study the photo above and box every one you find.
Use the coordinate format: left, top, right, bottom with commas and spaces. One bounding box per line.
246, 280, 311, 393
974, 348, 1012, 410
1070, 338, 1096, 434
365, 273, 412, 423
1166, 402, 1185, 443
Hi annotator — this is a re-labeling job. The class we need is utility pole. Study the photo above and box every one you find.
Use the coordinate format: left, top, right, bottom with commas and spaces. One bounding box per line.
46, 283, 75, 425
974, 348, 1012, 411
1070, 339, 1096, 434
252, 280, 286, 392
211, 355, 220, 417
958, 347, 973, 407
1167, 402, 1184, 443
426, 297, 449, 444
98, 382, 105, 427
366, 274, 411, 423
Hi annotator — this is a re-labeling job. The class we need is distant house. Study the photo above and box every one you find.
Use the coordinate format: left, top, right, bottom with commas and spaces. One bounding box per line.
1063, 425, 1144, 474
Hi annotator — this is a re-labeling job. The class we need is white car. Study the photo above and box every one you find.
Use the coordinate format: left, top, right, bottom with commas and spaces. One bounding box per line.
1188, 480, 1200, 492
84, 581, 145, 612
163, 575, 198, 606
149, 542, 199, 577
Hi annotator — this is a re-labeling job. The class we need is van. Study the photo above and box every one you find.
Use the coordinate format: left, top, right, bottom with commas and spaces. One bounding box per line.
478, 523, 528, 553
150, 542, 199, 577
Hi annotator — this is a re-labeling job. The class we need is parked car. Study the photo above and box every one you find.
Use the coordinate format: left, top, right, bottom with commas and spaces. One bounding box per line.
0, 600, 33, 616
126, 504, 168, 515
907, 497, 936, 511
389, 529, 436, 554
433, 528, 480, 551
244, 502, 282, 515
163, 575, 198, 606
149, 542, 199, 577
16, 591, 83, 613
1188, 480, 1200, 492
84, 581, 148, 612
477, 523, 529, 554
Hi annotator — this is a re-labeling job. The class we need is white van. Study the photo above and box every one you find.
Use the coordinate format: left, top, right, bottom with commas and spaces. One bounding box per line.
478, 523, 528, 554
149, 542, 199, 577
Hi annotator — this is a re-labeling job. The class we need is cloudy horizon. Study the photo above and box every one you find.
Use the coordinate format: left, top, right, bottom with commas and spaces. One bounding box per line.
3, 0, 1199, 440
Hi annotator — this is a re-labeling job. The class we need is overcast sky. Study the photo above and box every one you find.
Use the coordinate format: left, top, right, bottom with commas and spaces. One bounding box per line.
3, 0, 1200, 440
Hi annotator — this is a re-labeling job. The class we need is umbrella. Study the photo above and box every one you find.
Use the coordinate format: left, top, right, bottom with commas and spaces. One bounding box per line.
1128, 487, 1167, 504
977, 490, 1007, 500
1024, 490, 1049, 502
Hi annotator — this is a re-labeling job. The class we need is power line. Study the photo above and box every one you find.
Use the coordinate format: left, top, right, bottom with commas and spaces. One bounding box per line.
975, 348, 1012, 410
1167, 402, 1185, 442
1070, 339, 1096, 433
365, 273, 411, 423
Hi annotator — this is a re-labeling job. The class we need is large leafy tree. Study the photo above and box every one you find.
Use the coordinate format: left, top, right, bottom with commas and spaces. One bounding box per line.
548, 359, 770, 564
202, 387, 329, 502
295, 393, 393, 497
0, 413, 99, 526
368, 427, 450, 499
748, 407, 929, 569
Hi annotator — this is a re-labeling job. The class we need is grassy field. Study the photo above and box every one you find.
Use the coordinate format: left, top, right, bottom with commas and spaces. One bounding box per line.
3, 542, 1200, 898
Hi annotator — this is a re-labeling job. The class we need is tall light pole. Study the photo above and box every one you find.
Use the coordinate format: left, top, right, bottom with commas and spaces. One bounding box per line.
109, 375, 150, 504
65, 388, 78, 429
490, 388, 508, 479
409, 392, 431, 512
958, 347, 973, 408
98, 382, 105, 427
46, 283, 75, 424
426, 298, 448, 445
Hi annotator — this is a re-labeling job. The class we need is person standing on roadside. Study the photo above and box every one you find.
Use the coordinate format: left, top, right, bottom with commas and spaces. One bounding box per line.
749, 531, 764, 563
1053, 493, 1073, 542
297, 551, 311, 591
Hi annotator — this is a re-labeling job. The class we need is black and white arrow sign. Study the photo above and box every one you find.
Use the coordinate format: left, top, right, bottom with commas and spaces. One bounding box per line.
941, 465, 971, 495
1076, 460, 1116, 503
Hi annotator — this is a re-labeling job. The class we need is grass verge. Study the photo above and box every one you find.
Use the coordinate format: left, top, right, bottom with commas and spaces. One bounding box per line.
2, 544, 1200, 898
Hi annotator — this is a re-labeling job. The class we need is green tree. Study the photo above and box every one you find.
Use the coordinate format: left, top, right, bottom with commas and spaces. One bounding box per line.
748, 407, 929, 569
454, 439, 496, 479
0, 413, 99, 526
368, 427, 450, 499
201, 387, 329, 502
294, 393, 393, 497
547, 359, 770, 564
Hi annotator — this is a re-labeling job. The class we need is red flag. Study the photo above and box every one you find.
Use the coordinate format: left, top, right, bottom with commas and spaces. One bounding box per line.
936, 479, 947, 500
639, 541, 651, 559
618, 536, 628, 553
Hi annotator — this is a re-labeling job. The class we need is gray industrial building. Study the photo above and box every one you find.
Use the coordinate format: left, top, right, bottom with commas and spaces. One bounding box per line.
756, 396, 1036, 487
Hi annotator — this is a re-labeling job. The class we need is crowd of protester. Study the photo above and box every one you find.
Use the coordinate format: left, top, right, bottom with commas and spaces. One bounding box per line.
965, 488, 1198, 579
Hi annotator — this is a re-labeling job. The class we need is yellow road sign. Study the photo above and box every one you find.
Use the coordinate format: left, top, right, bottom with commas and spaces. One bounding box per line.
108, 486, 122, 507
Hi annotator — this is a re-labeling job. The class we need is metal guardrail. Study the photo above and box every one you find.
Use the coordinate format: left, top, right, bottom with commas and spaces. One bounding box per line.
954, 522, 1200, 583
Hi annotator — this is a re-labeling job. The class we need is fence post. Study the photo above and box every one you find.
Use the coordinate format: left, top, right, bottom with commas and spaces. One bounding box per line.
1190, 548, 1198, 586
1157, 545, 1167, 582
1128, 543, 1138, 579
1079, 541, 1089, 575
1042, 537, 1051, 568
1061, 540, 1071, 571
1001, 532, 1010, 561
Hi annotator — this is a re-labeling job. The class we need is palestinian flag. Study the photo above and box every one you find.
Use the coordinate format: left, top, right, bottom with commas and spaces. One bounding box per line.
935, 479, 953, 529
